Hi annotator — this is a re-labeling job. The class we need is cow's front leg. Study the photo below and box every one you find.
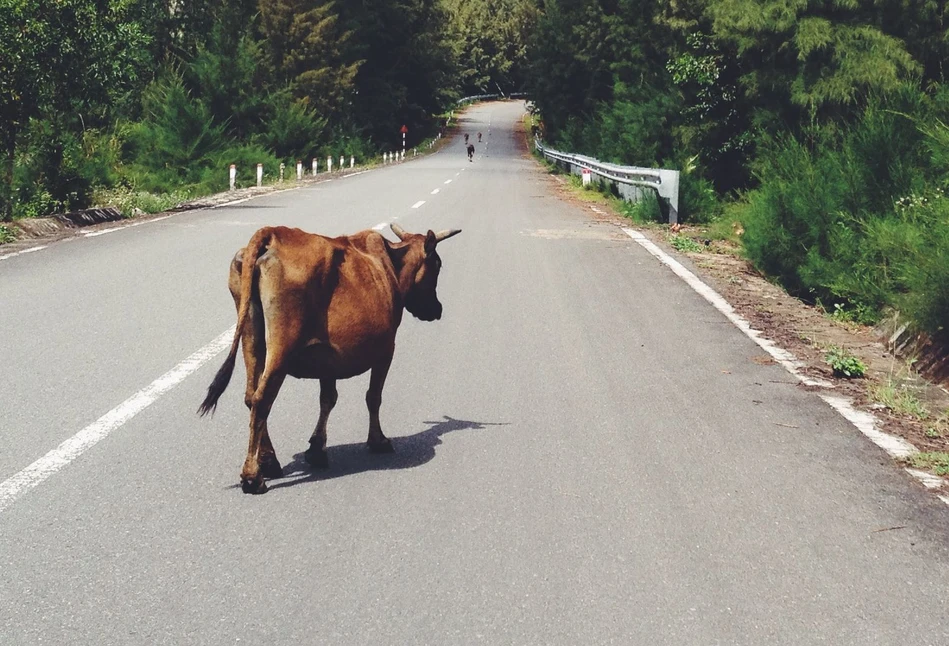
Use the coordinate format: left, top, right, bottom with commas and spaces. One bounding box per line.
305, 378, 337, 468
366, 356, 394, 453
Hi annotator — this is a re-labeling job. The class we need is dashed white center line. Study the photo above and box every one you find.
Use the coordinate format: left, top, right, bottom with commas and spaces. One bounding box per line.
371, 222, 388, 231
431, 188, 440, 195
445, 179, 453, 184
411, 201, 425, 209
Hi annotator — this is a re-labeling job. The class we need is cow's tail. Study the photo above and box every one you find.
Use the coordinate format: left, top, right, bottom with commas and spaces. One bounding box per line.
198, 227, 274, 417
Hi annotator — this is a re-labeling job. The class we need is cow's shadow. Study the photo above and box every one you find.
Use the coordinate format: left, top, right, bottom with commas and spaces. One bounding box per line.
264, 415, 508, 490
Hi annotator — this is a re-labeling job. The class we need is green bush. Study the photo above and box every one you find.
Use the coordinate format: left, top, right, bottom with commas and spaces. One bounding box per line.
825, 345, 867, 378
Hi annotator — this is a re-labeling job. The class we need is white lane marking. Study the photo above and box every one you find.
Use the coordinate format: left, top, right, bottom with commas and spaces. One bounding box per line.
623, 229, 831, 388
445, 179, 453, 184
411, 201, 425, 209
341, 170, 369, 179
0, 327, 235, 514
622, 227, 949, 504
905, 468, 946, 489
431, 188, 440, 195
0, 245, 48, 261
84, 214, 175, 237
819, 394, 916, 459
371, 222, 388, 231
84, 227, 123, 237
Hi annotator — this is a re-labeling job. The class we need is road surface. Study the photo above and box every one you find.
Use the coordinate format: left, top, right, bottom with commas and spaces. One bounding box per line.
1, 101, 948, 644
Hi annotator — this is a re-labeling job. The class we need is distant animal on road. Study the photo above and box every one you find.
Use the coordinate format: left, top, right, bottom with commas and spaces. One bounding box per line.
477, 132, 482, 142
467, 144, 475, 161
464, 133, 469, 144
198, 223, 463, 494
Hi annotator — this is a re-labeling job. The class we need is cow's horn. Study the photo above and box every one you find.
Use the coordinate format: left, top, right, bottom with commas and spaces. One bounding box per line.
434, 229, 462, 242
390, 223, 408, 240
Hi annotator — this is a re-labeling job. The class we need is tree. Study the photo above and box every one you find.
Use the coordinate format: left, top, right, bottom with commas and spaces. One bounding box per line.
0, 0, 149, 218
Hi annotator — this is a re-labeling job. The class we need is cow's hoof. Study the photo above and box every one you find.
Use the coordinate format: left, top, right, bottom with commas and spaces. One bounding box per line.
259, 456, 284, 480
367, 438, 394, 454
304, 447, 329, 469
240, 476, 268, 495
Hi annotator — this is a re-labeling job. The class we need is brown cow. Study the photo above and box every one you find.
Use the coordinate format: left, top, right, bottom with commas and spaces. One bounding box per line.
198, 223, 462, 494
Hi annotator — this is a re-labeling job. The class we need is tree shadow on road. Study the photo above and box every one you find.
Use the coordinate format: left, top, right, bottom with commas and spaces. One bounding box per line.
263, 415, 508, 490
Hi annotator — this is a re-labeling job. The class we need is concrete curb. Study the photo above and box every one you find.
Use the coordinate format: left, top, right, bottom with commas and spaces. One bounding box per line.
14, 207, 124, 239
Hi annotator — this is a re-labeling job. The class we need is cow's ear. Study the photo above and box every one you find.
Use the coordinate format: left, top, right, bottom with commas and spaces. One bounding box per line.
424, 230, 437, 255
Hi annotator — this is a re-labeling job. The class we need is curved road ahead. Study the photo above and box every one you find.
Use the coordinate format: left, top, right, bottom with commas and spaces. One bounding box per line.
2, 101, 948, 644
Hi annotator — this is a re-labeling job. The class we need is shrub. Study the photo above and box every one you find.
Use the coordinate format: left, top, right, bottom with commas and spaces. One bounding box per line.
825, 345, 867, 378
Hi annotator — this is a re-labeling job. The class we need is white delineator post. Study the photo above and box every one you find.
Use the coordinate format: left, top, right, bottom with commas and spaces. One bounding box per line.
383, 152, 388, 164
350, 155, 354, 169
582, 168, 592, 186
229, 164, 236, 191
296, 160, 302, 181
339, 155, 344, 171
327, 156, 332, 173
312, 158, 318, 175
256, 163, 263, 187
279, 163, 285, 182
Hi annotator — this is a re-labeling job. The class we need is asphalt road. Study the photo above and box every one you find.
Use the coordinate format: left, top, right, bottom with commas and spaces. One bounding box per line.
2, 101, 949, 645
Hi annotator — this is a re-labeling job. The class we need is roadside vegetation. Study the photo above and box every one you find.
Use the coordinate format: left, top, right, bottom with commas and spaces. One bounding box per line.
4, 0, 948, 350
525, 0, 949, 345
2, 0, 537, 226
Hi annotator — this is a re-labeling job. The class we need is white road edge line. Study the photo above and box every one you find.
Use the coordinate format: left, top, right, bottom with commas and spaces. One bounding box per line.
0, 327, 235, 514
621, 227, 948, 505
0, 245, 48, 261
411, 200, 425, 209
83, 215, 175, 238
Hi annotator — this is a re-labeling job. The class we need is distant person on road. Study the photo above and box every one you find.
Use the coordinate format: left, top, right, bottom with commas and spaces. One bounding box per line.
467, 143, 475, 162
464, 133, 469, 144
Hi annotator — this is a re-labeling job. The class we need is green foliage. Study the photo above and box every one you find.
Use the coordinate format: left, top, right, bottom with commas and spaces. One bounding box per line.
94, 187, 191, 218
906, 452, 949, 476
444, 0, 537, 95
670, 235, 703, 253
0, 223, 15, 244
124, 72, 229, 191
257, 94, 327, 161
824, 345, 867, 378
871, 378, 929, 419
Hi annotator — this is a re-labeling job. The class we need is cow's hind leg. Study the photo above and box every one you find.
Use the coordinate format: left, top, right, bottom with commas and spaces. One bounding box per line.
366, 355, 394, 453
241, 299, 283, 481
305, 378, 337, 469
242, 368, 286, 494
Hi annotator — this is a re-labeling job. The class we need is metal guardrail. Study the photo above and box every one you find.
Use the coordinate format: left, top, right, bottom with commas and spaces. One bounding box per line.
535, 139, 680, 224
457, 92, 528, 105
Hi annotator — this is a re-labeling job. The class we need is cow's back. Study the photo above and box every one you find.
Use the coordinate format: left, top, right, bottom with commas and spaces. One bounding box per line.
256, 227, 401, 379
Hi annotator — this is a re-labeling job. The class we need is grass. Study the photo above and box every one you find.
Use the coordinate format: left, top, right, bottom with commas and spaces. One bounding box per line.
870, 378, 929, 419
669, 235, 703, 253
0, 223, 15, 245
905, 452, 949, 475
824, 345, 867, 378
93, 188, 193, 218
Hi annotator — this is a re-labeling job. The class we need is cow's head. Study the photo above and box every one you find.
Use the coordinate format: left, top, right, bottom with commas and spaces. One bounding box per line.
390, 223, 462, 321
